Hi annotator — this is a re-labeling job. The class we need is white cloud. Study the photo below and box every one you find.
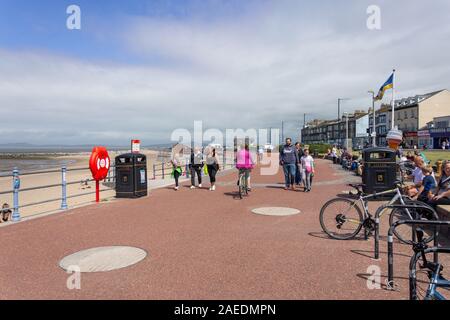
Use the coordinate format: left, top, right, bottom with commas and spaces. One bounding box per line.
1, 0, 450, 145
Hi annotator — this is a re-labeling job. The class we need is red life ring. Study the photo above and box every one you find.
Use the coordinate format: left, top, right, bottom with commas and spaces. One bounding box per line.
89, 146, 110, 181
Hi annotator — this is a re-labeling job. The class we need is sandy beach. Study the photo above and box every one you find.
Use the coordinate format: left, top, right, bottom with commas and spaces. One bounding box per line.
0, 149, 171, 219
0, 148, 236, 220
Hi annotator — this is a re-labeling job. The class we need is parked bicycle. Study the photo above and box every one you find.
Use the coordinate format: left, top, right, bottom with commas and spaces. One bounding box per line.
409, 232, 450, 300
388, 218, 450, 300
319, 182, 439, 243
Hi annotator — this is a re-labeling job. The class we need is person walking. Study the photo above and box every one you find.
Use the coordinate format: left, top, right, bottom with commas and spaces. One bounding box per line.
301, 149, 315, 192
206, 147, 220, 191
331, 145, 338, 164
170, 146, 184, 191
279, 138, 299, 190
294, 142, 304, 186
258, 145, 264, 162
189, 147, 203, 189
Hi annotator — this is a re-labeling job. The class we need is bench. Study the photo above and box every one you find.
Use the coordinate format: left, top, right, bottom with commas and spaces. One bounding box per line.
437, 205, 450, 238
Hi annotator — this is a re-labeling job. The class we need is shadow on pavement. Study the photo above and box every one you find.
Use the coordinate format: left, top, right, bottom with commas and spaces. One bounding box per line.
336, 193, 359, 200
351, 249, 410, 259
307, 231, 366, 241
356, 273, 409, 292
223, 192, 243, 200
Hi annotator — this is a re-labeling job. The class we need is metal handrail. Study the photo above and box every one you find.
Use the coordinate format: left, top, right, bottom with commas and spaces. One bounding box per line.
373, 202, 436, 259
1, 164, 117, 222
0, 165, 116, 178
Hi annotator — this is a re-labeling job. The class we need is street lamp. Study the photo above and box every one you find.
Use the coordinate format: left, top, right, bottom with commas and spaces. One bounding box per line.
338, 98, 350, 146
346, 116, 349, 149
368, 91, 376, 147
338, 98, 350, 121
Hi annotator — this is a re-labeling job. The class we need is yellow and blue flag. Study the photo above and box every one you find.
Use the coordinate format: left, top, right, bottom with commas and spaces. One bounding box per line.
374, 73, 394, 101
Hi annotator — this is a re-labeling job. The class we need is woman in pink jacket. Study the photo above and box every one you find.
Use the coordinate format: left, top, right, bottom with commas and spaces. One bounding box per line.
235, 144, 256, 190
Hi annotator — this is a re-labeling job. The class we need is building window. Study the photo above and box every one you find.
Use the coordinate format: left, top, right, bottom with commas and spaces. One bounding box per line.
404, 111, 408, 119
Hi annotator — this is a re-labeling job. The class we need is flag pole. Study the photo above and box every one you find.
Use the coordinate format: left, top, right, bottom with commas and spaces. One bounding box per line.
391, 69, 396, 130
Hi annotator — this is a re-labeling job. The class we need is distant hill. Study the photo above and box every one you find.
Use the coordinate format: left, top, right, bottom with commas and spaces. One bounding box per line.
0, 142, 172, 153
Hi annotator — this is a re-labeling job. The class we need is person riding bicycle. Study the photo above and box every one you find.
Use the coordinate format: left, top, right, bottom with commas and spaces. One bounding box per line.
236, 143, 255, 191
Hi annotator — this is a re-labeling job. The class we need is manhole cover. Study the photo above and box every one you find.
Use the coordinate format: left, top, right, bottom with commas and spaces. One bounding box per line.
252, 207, 301, 216
59, 246, 147, 273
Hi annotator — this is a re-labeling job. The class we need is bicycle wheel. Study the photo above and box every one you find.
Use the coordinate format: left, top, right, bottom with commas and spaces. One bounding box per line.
319, 198, 364, 240
244, 175, 249, 196
389, 200, 439, 245
410, 251, 450, 300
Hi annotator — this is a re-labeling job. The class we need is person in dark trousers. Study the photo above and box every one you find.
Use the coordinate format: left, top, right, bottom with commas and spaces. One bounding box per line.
206, 147, 220, 191
189, 147, 203, 189
294, 142, 304, 186
280, 138, 299, 190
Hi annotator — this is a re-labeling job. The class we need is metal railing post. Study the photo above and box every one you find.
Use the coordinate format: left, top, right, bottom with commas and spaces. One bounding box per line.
61, 166, 68, 210
185, 164, 190, 178
12, 168, 20, 221
162, 162, 165, 179
153, 164, 156, 180
433, 227, 439, 263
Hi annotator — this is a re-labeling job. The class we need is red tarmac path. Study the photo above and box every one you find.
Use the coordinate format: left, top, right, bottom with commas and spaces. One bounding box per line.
0, 158, 441, 299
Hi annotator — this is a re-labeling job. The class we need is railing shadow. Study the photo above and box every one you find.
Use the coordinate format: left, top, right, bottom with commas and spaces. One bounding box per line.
307, 231, 366, 241
351, 249, 410, 259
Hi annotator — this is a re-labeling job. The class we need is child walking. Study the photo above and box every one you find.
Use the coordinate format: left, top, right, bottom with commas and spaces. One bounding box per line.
301, 149, 315, 192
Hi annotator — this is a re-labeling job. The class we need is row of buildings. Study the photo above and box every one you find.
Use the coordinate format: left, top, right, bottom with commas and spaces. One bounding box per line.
301, 89, 450, 149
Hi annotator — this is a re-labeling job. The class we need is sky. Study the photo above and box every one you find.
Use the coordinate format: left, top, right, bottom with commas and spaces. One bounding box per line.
0, 0, 450, 145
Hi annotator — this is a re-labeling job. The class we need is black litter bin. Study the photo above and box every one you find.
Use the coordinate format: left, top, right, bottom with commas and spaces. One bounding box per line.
362, 147, 397, 194
115, 153, 148, 198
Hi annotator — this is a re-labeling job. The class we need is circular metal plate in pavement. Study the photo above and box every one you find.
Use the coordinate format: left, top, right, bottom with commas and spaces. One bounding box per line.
252, 207, 301, 216
59, 246, 147, 273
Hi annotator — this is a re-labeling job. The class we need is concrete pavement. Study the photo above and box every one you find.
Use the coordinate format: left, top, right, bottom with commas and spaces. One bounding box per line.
1, 159, 448, 299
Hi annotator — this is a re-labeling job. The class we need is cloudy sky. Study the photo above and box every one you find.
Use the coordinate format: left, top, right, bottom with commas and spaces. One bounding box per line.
0, 0, 449, 145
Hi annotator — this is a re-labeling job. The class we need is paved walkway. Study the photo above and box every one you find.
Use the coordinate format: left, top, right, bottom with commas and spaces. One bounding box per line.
1, 159, 448, 299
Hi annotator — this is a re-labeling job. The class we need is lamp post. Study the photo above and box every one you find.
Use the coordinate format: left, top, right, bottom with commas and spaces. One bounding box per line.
346, 116, 349, 149
338, 98, 350, 121
338, 98, 350, 146
368, 91, 376, 147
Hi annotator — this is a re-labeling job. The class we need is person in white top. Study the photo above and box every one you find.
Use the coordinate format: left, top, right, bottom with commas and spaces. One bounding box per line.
406, 156, 425, 197
301, 149, 315, 192
258, 147, 264, 162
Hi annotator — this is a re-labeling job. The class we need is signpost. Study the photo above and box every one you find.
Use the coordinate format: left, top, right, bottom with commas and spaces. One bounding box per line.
89, 146, 110, 203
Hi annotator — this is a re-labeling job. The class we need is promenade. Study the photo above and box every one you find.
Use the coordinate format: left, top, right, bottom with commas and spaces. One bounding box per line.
1, 158, 448, 300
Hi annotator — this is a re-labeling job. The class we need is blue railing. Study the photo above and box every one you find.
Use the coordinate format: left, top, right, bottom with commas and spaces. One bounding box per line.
0, 165, 116, 222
